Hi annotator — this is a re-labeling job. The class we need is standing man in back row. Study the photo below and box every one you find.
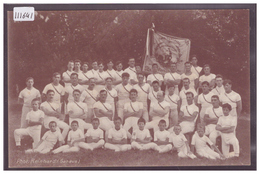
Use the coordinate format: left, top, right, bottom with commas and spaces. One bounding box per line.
62, 60, 74, 87
190, 55, 202, 78
124, 58, 137, 85
18, 77, 41, 128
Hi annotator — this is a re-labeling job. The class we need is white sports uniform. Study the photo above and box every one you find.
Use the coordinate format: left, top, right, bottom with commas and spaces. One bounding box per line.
131, 73, 147, 84
14, 110, 44, 148
88, 69, 99, 78
104, 128, 132, 152
191, 66, 202, 78
78, 71, 94, 89
114, 70, 123, 83
94, 71, 109, 93
219, 91, 241, 117
199, 73, 216, 84
146, 101, 170, 132
40, 101, 69, 139
211, 85, 225, 96
65, 84, 85, 102
52, 129, 85, 153
62, 70, 74, 87
197, 92, 214, 122
18, 87, 41, 128
115, 83, 132, 120
131, 128, 157, 150
93, 101, 114, 131
179, 88, 197, 107
164, 94, 180, 126
33, 130, 63, 154
179, 104, 199, 134
78, 127, 105, 150
123, 101, 143, 132
181, 73, 198, 89
104, 87, 118, 119
133, 83, 150, 122
164, 72, 181, 95
154, 130, 172, 153
169, 132, 196, 159
67, 101, 92, 133
147, 73, 164, 85
217, 115, 239, 158
191, 132, 221, 160
83, 88, 98, 122
106, 69, 117, 81
124, 67, 137, 84
148, 89, 160, 104
42, 83, 65, 104
204, 106, 223, 144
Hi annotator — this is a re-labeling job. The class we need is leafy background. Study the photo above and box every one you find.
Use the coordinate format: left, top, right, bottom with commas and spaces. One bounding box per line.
7, 9, 250, 113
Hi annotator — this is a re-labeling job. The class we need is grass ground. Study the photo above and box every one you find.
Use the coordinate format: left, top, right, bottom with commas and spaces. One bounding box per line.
7, 103, 251, 168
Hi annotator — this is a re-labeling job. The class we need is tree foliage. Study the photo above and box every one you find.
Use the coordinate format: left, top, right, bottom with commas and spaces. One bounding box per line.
7, 9, 250, 112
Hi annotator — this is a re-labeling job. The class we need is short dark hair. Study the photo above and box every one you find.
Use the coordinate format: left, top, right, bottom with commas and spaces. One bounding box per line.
82, 62, 89, 66
222, 103, 232, 111
105, 77, 113, 81
99, 89, 107, 95
184, 62, 191, 66
114, 117, 122, 122
128, 58, 135, 61
53, 72, 61, 77
107, 59, 113, 64
191, 55, 197, 59
92, 118, 100, 123
215, 74, 223, 79
31, 98, 40, 104
223, 79, 232, 86
152, 80, 159, 86
73, 89, 81, 94
26, 77, 34, 82
185, 91, 194, 98
129, 89, 138, 94
203, 64, 210, 69
159, 119, 166, 125
74, 59, 81, 64
49, 121, 57, 127
70, 73, 78, 78
211, 95, 219, 101
152, 63, 158, 68
47, 89, 55, 95
201, 81, 210, 86
98, 61, 104, 66
137, 118, 146, 124
183, 78, 190, 83
137, 72, 144, 77
122, 72, 130, 78
71, 120, 79, 126
197, 123, 205, 131
115, 61, 122, 66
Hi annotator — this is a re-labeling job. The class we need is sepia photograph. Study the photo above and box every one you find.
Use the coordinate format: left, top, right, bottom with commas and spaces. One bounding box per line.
4, 4, 256, 170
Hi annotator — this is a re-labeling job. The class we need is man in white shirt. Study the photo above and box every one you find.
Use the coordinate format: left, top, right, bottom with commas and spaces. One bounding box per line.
204, 95, 223, 144
88, 60, 99, 78
211, 74, 225, 96
147, 63, 164, 87
78, 62, 94, 89
114, 61, 124, 86
64, 73, 85, 103
148, 81, 161, 104
93, 90, 114, 141
181, 62, 198, 90
104, 77, 118, 120
83, 78, 98, 123
106, 60, 117, 83
124, 58, 137, 85
178, 92, 199, 141
133, 72, 150, 122
74, 59, 82, 74
145, 91, 170, 132
164, 62, 181, 95
179, 78, 197, 107
190, 55, 202, 78
123, 89, 143, 138
94, 62, 109, 92
196, 81, 214, 124
62, 60, 74, 87
18, 77, 41, 128
219, 79, 242, 118
130, 64, 147, 85
67, 89, 92, 133
42, 72, 65, 105
198, 64, 216, 90
40, 90, 69, 140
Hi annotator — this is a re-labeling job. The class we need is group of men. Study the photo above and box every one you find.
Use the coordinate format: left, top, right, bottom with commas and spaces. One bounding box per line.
14, 55, 242, 158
